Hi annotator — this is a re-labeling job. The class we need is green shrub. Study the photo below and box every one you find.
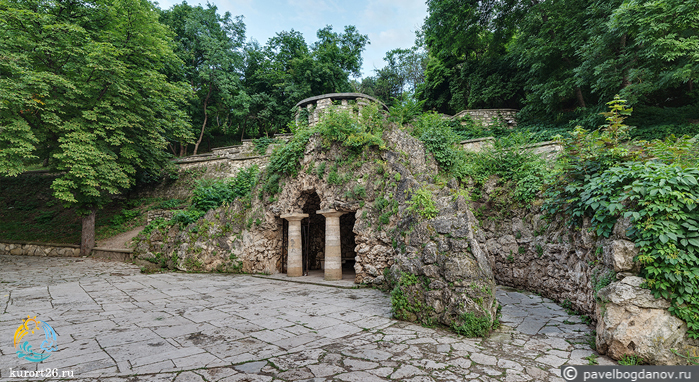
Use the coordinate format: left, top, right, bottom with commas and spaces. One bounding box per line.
353, 184, 366, 199
191, 166, 258, 213
252, 136, 276, 155
405, 186, 438, 220
153, 199, 184, 210
411, 112, 548, 204
34, 210, 56, 224
263, 104, 385, 196
316, 162, 326, 179
110, 209, 140, 226
172, 210, 205, 227
451, 312, 492, 337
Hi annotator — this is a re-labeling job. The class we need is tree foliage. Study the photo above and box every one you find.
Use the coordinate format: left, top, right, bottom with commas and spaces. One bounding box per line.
544, 98, 699, 337
240, 26, 369, 139
417, 0, 699, 129
160, 2, 246, 155
0, 0, 191, 206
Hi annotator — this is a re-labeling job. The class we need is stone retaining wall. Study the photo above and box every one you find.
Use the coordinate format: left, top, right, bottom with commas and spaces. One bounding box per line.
454, 108, 518, 127
0, 241, 80, 257
475, 189, 699, 365
460, 137, 562, 158
0, 241, 134, 262
477, 204, 622, 316
138, 156, 269, 200
147, 209, 178, 224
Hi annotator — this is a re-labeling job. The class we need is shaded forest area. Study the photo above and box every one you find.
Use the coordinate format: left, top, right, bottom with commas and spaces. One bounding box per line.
407, 0, 699, 138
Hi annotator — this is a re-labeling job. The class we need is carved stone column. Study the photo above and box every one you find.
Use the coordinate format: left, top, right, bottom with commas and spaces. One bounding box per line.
317, 209, 345, 281
281, 213, 308, 277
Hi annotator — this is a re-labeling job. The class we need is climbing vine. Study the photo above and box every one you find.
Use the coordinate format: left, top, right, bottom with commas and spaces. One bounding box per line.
545, 96, 699, 338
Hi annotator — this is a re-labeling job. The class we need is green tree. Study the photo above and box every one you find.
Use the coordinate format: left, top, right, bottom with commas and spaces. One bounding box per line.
0, 0, 192, 255
424, 0, 699, 125
240, 26, 369, 136
160, 2, 246, 155
576, 0, 699, 105
418, 0, 524, 113
364, 47, 427, 105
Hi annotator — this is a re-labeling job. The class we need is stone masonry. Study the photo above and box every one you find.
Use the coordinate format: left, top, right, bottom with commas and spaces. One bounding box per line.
454, 109, 518, 128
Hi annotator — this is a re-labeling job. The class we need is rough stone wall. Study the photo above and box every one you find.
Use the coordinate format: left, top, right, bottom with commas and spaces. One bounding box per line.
460, 138, 562, 160
454, 109, 518, 128
147, 209, 177, 224
0, 242, 80, 257
596, 276, 699, 365
460, 137, 495, 153
478, 203, 619, 316
210, 135, 292, 159
387, 190, 498, 328
475, 179, 698, 365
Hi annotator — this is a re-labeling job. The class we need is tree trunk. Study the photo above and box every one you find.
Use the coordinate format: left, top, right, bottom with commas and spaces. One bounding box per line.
193, 112, 207, 155
193, 84, 213, 156
179, 142, 186, 157
80, 208, 96, 257
575, 87, 586, 108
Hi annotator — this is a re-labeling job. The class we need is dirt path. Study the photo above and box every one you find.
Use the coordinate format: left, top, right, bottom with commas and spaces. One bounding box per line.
96, 225, 144, 249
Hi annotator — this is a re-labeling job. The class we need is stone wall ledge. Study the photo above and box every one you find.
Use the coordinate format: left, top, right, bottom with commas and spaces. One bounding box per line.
173, 155, 266, 165
0, 240, 79, 248
0, 241, 81, 257
92, 247, 133, 253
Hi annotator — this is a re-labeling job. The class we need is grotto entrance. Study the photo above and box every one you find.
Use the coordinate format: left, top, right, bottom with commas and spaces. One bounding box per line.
280, 191, 357, 282
301, 192, 325, 275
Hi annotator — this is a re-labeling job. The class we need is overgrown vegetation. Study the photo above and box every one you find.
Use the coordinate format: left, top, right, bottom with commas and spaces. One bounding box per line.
405, 185, 438, 220
0, 174, 170, 243
545, 97, 699, 338
261, 103, 386, 198
407, 112, 550, 206
252, 137, 276, 155
141, 165, 259, 231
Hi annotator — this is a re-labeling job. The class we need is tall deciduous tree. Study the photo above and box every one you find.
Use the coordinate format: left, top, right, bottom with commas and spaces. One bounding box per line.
363, 47, 427, 105
0, 0, 192, 255
160, 2, 246, 155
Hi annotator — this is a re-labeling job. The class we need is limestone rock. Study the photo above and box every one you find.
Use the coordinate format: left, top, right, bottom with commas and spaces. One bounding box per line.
603, 239, 638, 272
598, 277, 669, 309
596, 279, 696, 365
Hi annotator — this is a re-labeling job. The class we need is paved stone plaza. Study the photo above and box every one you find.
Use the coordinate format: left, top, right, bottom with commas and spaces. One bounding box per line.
0, 255, 613, 381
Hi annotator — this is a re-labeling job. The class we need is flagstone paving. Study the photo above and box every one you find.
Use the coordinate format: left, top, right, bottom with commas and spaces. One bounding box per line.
0, 255, 614, 381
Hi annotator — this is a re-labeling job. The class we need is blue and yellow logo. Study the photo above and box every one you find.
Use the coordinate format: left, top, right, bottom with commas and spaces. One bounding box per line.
13, 315, 57, 362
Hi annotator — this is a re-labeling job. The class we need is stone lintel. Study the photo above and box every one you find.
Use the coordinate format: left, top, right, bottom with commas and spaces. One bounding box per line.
280, 213, 308, 221
316, 209, 345, 218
